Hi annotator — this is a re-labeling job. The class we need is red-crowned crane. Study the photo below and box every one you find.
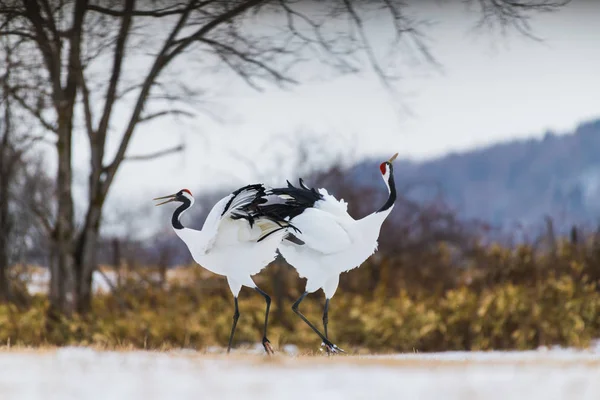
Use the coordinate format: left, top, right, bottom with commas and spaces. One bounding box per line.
153, 184, 299, 355
268, 153, 398, 353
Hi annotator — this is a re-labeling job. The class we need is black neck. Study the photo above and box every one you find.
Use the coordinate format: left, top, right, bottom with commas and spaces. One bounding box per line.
377, 166, 396, 213
172, 198, 191, 230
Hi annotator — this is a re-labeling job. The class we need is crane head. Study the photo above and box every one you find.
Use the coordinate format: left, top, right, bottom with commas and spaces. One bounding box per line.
153, 189, 193, 206
379, 152, 398, 176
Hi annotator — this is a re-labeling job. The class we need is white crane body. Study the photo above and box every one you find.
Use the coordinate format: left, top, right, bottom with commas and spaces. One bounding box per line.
154, 184, 294, 354
173, 193, 286, 295
267, 153, 398, 353
277, 190, 392, 296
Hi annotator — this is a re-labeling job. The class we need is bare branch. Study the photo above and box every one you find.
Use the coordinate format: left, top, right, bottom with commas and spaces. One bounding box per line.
77, 68, 94, 136
278, 1, 359, 74
199, 37, 298, 87
30, 203, 55, 236
123, 144, 185, 162
0, 29, 38, 41
116, 82, 145, 100
87, 2, 207, 18
103, 0, 265, 197
95, 0, 135, 139
22, 0, 62, 98
468, 0, 571, 40
5, 88, 57, 133
63, 0, 90, 110
138, 109, 195, 123
342, 0, 395, 87
39, 0, 62, 50
163, 0, 265, 63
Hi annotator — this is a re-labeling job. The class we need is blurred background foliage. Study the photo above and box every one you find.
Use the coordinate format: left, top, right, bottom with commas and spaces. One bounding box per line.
2, 235, 600, 353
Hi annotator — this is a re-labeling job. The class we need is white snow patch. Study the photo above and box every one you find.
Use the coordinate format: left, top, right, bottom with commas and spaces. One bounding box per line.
1, 348, 600, 400
26, 270, 50, 294
25, 270, 118, 295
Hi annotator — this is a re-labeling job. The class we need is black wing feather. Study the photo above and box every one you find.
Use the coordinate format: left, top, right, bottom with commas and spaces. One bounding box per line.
220, 180, 322, 241
257, 179, 323, 244
222, 183, 301, 234
265, 178, 322, 221
264, 178, 323, 245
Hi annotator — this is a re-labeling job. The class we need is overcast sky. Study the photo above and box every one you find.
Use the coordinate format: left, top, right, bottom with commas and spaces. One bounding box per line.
84, 0, 600, 232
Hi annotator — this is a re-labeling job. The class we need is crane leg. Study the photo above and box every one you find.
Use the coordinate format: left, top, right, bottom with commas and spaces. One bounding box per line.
323, 298, 336, 355
227, 297, 240, 354
323, 298, 330, 339
292, 292, 344, 354
254, 286, 274, 355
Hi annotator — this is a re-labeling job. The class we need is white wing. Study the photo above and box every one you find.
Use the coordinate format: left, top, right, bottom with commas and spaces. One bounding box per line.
184, 195, 231, 254
202, 185, 287, 252
290, 208, 352, 254
316, 188, 349, 218
201, 195, 231, 232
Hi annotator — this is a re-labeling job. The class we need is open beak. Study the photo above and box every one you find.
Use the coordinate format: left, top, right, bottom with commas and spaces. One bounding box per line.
388, 152, 399, 163
153, 193, 177, 206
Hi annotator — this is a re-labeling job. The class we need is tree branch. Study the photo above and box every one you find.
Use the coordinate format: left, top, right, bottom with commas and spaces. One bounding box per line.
342, 0, 394, 87
39, 0, 62, 51
87, 3, 196, 18
138, 109, 195, 123
199, 37, 298, 87
103, 0, 265, 197
77, 67, 94, 137
22, 0, 62, 99
163, 0, 265, 64
470, 0, 570, 40
5, 88, 57, 133
123, 144, 185, 162
63, 0, 89, 109
16, 133, 56, 150
29, 202, 55, 236
0, 29, 37, 41
95, 0, 135, 140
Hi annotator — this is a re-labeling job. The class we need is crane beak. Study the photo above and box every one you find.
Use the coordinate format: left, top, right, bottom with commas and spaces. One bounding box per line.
388, 152, 399, 163
153, 193, 177, 206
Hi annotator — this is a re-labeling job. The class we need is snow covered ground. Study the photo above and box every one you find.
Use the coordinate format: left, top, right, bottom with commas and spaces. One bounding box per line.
1, 347, 599, 400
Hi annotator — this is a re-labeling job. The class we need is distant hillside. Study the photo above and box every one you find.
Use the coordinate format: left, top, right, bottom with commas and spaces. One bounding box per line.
349, 118, 600, 230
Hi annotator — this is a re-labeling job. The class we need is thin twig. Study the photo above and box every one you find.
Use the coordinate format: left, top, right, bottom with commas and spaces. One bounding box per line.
124, 144, 185, 162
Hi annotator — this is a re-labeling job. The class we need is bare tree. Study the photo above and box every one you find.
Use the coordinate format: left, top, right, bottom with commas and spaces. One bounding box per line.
0, 0, 568, 315
0, 50, 19, 302
0, 34, 53, 302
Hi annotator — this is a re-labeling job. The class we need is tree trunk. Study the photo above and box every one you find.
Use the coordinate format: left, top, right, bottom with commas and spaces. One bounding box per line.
74, 195, 104, 314
74, 223, 99, 314
113, 238, 122, 287
0, 146, 9, 302
0, 64, 13, 303
49, 115, 76, 315
0, 201, 9, 302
